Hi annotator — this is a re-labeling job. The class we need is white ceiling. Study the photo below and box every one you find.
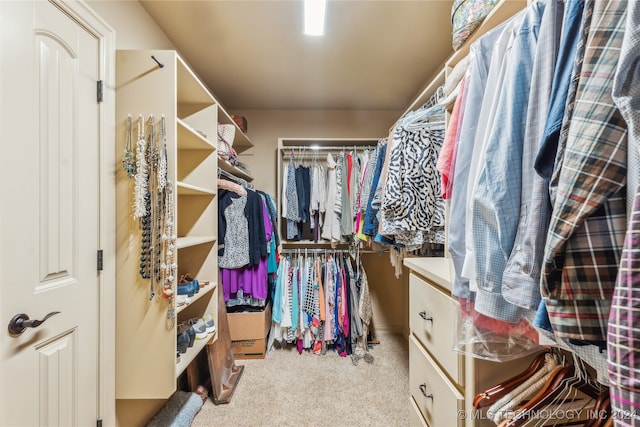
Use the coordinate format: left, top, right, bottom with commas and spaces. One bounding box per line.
140, 0, 454, 111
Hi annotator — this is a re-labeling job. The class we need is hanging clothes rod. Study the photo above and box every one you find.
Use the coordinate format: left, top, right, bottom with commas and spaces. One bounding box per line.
218, 168, 252, 188
280, 248, 351, 254
281, 145, 378, 152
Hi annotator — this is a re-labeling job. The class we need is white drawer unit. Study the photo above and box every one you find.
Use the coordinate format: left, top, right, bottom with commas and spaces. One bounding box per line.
410, 335, 465, 427
410, 272, 463, 385
405, 257, 537, 427
409, 396, 429, 427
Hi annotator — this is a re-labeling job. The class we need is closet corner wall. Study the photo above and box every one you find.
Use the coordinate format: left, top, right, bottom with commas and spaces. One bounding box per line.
276, 137, 408, 335
114, 49, 253, 425
401, 1, 530, 426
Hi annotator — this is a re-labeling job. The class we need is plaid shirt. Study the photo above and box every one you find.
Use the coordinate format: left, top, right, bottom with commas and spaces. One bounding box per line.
542, 0, 628, 341
609, 186, 640, 425
608, 0, 640, 422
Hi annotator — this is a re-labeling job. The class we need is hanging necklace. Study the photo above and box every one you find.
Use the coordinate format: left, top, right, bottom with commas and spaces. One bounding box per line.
133, 115, 148, 220
122, 114, 136, 178
147, 115, 159, 298
157, 114, 167, 192
135, 115, 152, 280
158, 116, 176, 329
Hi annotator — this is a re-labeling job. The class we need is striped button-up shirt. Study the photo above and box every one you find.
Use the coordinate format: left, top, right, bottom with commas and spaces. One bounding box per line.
502, 0, 565, 311
542, 0, 628, 341
472, 1, 546, 322
449, 21, 509, 300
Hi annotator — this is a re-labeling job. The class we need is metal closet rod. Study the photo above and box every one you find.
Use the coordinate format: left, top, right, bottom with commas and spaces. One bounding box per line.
280, 248, 350, 254
282, 145, 377, 152
218, 168, 252, 188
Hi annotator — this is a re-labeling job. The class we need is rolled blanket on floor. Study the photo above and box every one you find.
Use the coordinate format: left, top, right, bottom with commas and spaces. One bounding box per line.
147, 391, 205, 427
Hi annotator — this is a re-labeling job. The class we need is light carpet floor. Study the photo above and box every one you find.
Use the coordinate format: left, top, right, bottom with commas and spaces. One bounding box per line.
191, 333, 409, 427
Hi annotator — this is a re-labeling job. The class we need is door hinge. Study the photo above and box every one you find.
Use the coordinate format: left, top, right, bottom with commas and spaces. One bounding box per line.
96, 419, 102, 427
97, 80, 103, 103
97, 250, 103, 271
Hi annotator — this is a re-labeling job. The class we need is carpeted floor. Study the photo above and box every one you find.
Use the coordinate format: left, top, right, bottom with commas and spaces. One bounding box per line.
191, 333, 409, 427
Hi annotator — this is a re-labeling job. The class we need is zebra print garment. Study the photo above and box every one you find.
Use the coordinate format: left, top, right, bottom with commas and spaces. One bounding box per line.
381, 118, 446, 248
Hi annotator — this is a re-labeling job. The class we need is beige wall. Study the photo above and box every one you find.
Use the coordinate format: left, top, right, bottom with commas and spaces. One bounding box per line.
362, 253, 410, 335
230, 109, 400, 197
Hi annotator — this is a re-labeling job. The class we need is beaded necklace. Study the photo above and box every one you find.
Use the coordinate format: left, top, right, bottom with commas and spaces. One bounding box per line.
128, 114, 176, 329
133, 115, 148, 219
135, 115, 152, 280
159, 116, 176, 329
122, 114, 136, 178
147, 116, 162, 299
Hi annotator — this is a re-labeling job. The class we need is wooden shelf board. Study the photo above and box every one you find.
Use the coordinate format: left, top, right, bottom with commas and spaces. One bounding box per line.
176, 282, 217, 315
177, 181, 216, 196
176, 236, 217, 249
176, 55, 215, 107
175, 330, 217, 377
217, 157, 253, 182
177, 118, 216, 151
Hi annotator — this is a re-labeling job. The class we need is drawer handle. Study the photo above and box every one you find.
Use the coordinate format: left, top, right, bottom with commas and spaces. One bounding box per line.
419, 383, 434, 399
418, 311, 433, 322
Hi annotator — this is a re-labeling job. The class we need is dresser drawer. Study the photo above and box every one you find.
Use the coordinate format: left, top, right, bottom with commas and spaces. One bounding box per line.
409, 396, 428, 427
410, 335, 465, 427
410, 273, 463, 384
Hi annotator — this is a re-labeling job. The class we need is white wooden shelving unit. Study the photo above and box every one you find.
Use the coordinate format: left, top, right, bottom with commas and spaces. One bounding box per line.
115, 50, 252, 401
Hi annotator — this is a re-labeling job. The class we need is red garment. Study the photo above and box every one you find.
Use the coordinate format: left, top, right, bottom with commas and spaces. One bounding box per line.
437, 76, 467, 199
458, 297, 539, 344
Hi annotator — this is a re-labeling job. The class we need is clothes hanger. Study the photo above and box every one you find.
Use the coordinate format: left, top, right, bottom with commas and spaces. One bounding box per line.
503, 365, 573, 427
530, 360, 597, 427
506, 357, 603, 427
401, 87, 445, 128
486, 352, 564, 425
583, 388, 611, 427
474, 351, 552, 409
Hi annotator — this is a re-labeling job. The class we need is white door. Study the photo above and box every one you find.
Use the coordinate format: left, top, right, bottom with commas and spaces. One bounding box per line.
0, 1, 103, 425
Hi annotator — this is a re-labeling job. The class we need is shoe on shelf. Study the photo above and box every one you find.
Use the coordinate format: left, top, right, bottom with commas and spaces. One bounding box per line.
177, 277, 198, 296
204, 313, 216, 334
178, 322, 195, 348
190, 318, 208, 340
180, 273, 200, 293
177, 330, 190, 354
176, 294, 191, 306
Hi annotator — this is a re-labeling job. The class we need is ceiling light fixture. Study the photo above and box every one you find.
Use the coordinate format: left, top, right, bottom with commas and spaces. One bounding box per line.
304, 0, 326, 36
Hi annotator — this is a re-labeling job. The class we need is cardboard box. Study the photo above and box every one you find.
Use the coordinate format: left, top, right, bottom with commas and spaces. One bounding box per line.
230, 338, 267, 360
227, 303, 271, 359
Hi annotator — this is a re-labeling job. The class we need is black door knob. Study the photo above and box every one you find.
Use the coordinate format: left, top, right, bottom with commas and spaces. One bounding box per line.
8, 311, 60, 335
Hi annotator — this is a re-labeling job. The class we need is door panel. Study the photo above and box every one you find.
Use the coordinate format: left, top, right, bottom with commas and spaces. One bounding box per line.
0, 1, 101, 425
37, 29, 78, 286
38, 330, 77, 427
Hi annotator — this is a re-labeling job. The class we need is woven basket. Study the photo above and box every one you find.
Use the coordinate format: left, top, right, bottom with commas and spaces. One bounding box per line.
217, 124, 237, 161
